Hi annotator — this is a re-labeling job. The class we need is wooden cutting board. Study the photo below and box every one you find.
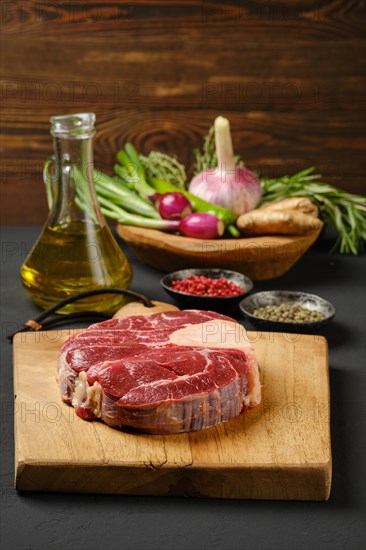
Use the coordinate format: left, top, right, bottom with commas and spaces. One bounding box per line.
13, 329, 331, 500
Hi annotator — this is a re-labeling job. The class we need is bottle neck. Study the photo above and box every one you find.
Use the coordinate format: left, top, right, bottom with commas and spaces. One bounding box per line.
49, 133, 104, 229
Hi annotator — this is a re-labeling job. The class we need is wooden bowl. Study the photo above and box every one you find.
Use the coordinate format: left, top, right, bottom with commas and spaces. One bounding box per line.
117, 225, 323, 281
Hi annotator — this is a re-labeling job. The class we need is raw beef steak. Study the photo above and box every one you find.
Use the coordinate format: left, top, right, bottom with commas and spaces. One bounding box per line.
57, 310, 261, 434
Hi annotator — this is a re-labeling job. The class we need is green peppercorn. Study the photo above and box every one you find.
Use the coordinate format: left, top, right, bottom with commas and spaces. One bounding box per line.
252, 303, 325, 323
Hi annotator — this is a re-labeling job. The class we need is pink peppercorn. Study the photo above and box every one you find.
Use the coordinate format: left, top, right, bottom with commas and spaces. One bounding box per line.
170, 275, 244, 297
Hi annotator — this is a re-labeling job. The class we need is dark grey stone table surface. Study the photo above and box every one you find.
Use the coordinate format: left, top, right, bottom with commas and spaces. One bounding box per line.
1, 226, 365, 550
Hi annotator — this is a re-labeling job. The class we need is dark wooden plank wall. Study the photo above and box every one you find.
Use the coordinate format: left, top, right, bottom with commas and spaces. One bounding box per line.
1, 0, 365, 224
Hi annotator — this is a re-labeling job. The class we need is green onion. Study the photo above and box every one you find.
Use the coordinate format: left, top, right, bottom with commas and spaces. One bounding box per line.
115, 144, 156, 199
93, 169, 159, 219
97, 195, 179, 230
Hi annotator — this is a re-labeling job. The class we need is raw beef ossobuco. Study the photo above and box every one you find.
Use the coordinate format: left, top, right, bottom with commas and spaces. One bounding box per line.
57, 310, 261, 434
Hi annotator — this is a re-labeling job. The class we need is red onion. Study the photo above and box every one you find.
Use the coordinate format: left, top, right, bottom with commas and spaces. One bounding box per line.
158, 192, 192, 220
189, 116, 262, 216
179, 213, 224, 239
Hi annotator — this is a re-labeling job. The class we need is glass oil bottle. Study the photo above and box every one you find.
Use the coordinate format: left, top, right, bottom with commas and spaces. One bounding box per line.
20, 113, 132, 313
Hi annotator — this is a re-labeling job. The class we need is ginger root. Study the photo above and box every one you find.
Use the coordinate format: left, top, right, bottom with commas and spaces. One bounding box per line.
237, 198, 323, 236
259, 197, 319, 217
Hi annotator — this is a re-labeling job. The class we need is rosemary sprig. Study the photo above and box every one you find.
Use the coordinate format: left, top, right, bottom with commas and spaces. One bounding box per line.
261, 169, 366, 255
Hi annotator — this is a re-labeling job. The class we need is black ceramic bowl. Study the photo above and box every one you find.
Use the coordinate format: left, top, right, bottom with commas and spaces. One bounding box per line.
160, 268, 253, 311
239, 290, 335, 332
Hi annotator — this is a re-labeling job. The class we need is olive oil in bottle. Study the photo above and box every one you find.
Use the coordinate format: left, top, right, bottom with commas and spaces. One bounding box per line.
20, 113, 132, 313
